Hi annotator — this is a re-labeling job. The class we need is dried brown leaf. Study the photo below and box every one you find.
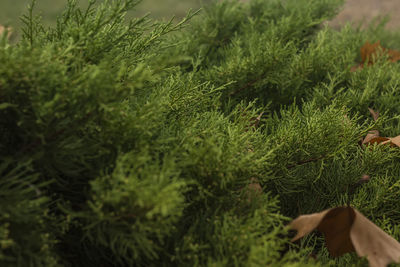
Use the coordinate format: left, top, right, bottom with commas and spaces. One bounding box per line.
351, 41, 400, 71
361, 41, 400, 64
289, 206, 400, 267
290, 207, 355, 256
361, 108, 400, 147
387, 48, 400, 63
360, 108, 400, 147
366, 136, 391, 145
362, 108, 380, 144
368, 108, 379, 122
389, 135, 400, 147
361, 41, 381, 64
351, 209, 400, 267
0, 25, 12, 39
362, 130, 382, 145
380, 135, 400, 148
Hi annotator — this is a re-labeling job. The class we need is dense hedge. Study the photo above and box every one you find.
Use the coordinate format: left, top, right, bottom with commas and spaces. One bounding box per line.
1, 0, 400, 266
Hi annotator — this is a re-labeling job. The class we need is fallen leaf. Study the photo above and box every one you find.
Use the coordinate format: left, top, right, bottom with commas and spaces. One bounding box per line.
388, 135, 400, 147
361, 108, 400, 148
365, 136, 391, 145
0, 25, 12, 39
380, 135, 400, 148
289, 206, 400, 267
351, 41, 400, 71
362, 108, 380, 144
361, 41, 380, 64
361, 41, 400, 64
368, 108, 379, 121
290, 207, 354, 256
386, 47, 400, 63
364, 136, 400, 148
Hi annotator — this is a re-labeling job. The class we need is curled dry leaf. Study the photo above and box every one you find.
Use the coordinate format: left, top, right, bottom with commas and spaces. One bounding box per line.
351, 41, 400, 72
289, 206, 400, 267
367, 136, 390, 145
380, 135, 400, 147
368, 108, 379, 122
362, 108, 400, 148
365, 136, 400, 147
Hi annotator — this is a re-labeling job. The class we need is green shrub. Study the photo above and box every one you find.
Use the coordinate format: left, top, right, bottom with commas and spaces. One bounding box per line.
1, 0, 400, 266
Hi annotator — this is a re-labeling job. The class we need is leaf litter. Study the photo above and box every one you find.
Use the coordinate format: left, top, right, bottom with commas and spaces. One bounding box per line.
351, 41, 400, 71
362, 108, 400, 147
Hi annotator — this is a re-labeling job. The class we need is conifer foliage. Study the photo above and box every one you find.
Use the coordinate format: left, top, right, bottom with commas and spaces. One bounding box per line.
1, 0, 400, 266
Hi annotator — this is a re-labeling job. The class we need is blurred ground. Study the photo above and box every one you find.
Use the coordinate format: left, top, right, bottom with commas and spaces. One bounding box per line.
329, 0, 400, 29
1, 0, 400, 31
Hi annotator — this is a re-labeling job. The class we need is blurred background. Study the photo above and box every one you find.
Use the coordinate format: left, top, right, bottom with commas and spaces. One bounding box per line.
1, 0, 400, 31
0, 0, 212, 29
329, 0, 400, 30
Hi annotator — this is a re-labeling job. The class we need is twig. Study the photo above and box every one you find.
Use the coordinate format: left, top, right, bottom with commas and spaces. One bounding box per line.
229, 74, 265, 97
286, 155, 325, 169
